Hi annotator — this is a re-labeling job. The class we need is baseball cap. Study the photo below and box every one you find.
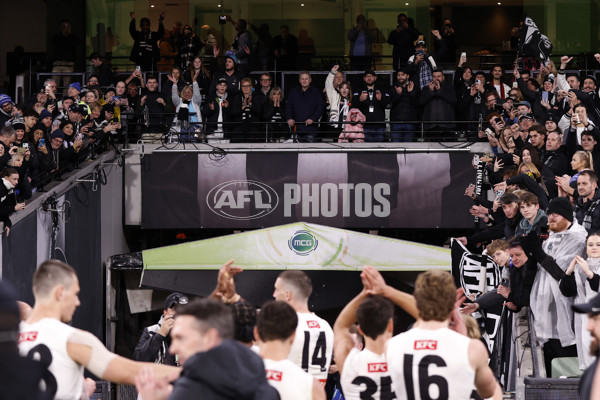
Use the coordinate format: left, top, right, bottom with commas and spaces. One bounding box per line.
363, 69, 376, 77
164, 292, 189, 310
416, 39, 426, 47
517, 101, 532, 108
216, 77, 228, 85
224, 51, 238, 65
519, 113, 534, 121
573, 292, 600, 316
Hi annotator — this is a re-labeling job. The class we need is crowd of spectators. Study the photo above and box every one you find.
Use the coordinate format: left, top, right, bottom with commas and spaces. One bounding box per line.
455, 57, 600, 374
4, 12, 600, 145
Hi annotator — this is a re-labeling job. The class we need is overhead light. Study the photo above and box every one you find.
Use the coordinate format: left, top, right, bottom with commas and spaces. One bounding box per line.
497, 1, 501, 4
300, 3, 304, 6
218, 4, 221, 6
151, 4, 155, 7
405, 2, 409, 4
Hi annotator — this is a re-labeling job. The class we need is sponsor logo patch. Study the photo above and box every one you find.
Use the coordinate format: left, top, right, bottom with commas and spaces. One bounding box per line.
18, 331, 38, 343
367, 363, 388, 372
414, 340, 438, 350
266, 370, 283, 381
307, 320, 321, 329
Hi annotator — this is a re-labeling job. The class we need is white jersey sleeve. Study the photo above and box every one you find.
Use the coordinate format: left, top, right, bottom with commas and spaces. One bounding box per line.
264, 358, 314, 400
341, 348, 396, 400
18, 318, 85, 400
288, 312, 334, 382
386, 327, 475, 400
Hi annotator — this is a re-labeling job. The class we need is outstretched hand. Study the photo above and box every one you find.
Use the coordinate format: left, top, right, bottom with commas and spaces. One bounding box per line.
360, 266, 387, 296
214, 259, 243, 301
135, 367, 173, 400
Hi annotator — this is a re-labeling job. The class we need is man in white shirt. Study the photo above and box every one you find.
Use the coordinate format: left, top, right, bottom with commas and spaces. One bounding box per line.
334, 266, 419, 400
18, 260, 180, 400
255, 300, 325, 400
386, 270, 502, 400
273, 270, 334, 384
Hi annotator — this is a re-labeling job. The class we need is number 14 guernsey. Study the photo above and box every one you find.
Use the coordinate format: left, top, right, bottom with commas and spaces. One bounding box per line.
288, 312, 334, 383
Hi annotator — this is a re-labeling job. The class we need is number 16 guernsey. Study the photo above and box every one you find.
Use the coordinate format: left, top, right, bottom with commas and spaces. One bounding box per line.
386, 327, 475, 400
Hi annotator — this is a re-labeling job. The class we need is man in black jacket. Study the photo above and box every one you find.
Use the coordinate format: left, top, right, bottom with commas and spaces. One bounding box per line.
573, 293, 600, 399
136, 298, 279, 400
133, 292, 188, 366
542, 130, 570, 176
353, 70, 390, 142
456, 192, 522, 249
419, 69, 456, 139
387, 13, 419, 70
389, 67, 418, 142
574, 170, 600, 233
129, 11, 165, 72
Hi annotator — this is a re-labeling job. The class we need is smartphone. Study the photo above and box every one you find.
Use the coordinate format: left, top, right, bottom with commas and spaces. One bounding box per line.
576, 114, 581, 124
496, 189, 504, 199
417, 49, 424, 55
39, 138, 45, 146
485, 128, 494, 137
475, 79, 481, 85
460, 52, 466, 59
76, 133, 84, 141
473, 154, 480, 165
17, 147, 27, 153
542, 91, 549, 102
219, 15, 227, 24
22, 143, 28, 149
135, 65, 141, 71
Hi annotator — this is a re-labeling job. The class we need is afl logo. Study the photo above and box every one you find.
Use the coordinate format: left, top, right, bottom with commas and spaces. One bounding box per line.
288, 230, 318, 256
206, 180, 279, 220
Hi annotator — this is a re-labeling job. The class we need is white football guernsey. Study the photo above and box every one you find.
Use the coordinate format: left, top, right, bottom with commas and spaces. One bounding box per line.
341, 347, 396, 400
264, 358, 314, 400
288, 312, 334, 383
386, 327, 475, 400
18, 318, 85, 400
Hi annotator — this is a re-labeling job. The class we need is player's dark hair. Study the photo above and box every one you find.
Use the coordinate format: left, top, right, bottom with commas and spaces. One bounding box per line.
356, 296, 394, 340
256, 300, 298, 341
177, 298, 234, 339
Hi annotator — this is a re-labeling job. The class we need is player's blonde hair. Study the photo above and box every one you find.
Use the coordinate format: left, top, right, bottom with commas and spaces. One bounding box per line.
413, 270, 456, 322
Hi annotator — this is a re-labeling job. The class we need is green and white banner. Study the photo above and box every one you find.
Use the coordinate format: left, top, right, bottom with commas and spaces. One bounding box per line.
142, 222, 451, 272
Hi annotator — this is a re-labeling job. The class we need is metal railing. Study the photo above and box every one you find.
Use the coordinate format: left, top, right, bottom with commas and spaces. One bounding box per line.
115, 110, 482, 144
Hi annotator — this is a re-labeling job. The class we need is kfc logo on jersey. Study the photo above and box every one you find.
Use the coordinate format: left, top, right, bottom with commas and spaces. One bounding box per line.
266, 370, 283, 381
307, 320, 321, 329
414, 340, 438, 350
367, 363, 388, 373
18, 331, 38, 343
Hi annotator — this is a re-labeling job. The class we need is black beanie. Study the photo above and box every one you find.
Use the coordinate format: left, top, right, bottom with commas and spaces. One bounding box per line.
547, 197, 574, 222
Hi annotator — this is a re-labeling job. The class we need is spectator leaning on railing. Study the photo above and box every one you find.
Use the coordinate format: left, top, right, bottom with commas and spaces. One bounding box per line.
285, 71, 324, 143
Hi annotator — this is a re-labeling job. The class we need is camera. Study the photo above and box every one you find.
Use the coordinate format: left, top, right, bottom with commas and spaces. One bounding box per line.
219, 15, 226, 24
